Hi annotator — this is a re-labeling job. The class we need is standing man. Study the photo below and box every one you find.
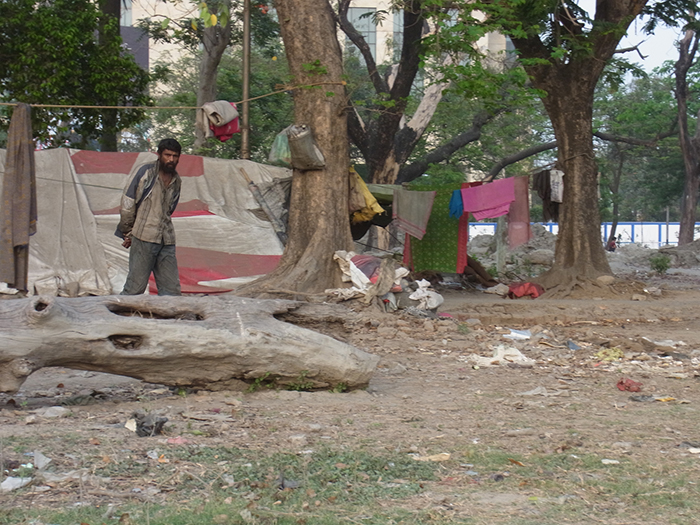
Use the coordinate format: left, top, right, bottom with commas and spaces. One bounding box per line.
116, 138, 182, 295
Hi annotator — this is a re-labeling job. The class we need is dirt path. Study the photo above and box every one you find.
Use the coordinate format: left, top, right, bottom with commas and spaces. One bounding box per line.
2, 277, 700, 523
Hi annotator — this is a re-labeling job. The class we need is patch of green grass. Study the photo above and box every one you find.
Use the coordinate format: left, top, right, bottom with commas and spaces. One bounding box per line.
4, 442, 700, 525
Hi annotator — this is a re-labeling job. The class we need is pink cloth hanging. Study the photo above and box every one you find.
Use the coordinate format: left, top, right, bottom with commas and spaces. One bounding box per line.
461, 177, 515, 220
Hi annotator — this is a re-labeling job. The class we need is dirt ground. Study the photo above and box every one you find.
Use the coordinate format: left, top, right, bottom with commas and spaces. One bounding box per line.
2, 270, 700, 523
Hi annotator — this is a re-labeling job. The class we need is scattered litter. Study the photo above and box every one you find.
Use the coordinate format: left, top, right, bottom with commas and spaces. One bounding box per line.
0, 477, 32, 492
595, 347, 624, 362
630, 395, 677, 403
601, 459, 620, 465
466, 345, 536, 368
485, 283, 510, 296
33, 450, 52, 470
688, 448, 700, 454
126, 411, 168, 437
508, 458, 525, 467
32, 406, 70, 418
617, 378, 643, 392
567, 341, 581, 351
409, 279, 444, 310
412, 453, 451, 462
503, 329, 531, 340
277, 472, 302, 489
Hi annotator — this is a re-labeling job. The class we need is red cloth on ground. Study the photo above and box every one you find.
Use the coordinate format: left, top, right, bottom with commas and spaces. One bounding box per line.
507, 282, 544, 299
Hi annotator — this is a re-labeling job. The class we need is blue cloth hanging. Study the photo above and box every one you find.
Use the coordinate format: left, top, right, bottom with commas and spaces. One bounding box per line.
449, 189, 463, 218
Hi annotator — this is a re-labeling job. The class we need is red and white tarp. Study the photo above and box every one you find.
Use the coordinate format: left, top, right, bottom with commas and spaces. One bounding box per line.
0, 148, 290, 295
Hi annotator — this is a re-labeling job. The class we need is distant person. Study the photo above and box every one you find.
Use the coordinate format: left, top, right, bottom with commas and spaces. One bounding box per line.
605, 235, 616, 252
116, 138, 182, 295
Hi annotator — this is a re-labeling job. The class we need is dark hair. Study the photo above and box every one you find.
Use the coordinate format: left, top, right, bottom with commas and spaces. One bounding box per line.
157, 138, 181, 155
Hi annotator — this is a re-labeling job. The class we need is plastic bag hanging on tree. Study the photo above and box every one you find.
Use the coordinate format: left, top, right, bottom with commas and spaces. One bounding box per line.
268, 126, 292, 168
287, 124, 326, 170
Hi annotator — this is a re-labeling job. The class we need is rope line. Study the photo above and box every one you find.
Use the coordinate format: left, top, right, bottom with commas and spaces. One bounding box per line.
0, 81, 346, 111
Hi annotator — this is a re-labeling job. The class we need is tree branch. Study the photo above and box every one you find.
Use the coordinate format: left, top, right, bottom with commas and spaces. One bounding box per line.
337, 0, 388, 94
485, 141, 557, 181
484, 126, 679, 181
396, 111, 494, 184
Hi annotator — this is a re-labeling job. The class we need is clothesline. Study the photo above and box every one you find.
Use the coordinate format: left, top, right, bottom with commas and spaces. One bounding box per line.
0, 81, 346, 111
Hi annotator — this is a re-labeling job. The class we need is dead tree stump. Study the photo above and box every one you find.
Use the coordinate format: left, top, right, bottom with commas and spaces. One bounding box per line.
0, 295, 379, 393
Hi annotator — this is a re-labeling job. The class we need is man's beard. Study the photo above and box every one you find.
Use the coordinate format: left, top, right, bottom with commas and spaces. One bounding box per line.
162, 162, 177, 175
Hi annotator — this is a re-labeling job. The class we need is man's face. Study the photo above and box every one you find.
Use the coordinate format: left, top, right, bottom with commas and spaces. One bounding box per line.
158, 149, 180, 175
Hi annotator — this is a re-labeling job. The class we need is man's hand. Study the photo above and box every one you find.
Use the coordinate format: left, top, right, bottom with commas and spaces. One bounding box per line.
122, 237, 132, 249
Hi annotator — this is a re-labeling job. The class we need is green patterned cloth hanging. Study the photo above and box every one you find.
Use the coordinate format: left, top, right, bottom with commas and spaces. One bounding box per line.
408, 183, 463, 273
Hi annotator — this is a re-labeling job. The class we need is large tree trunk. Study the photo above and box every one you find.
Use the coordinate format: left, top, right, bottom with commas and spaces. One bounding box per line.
535, 78, 612, 293
237, 0, 353, 296
0, 295, 379, 394
505, 0, 648, 296
675, 26, 700, 245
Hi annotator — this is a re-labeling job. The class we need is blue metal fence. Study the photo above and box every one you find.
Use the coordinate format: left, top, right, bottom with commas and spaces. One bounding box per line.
468, 222, 698, 249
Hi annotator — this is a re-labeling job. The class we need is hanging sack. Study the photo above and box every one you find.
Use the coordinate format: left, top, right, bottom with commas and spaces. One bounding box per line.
268, 126, 292, 168
287, 124, 326, 170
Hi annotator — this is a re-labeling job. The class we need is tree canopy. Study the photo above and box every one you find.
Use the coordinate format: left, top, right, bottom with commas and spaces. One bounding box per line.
0, 0, 160, 148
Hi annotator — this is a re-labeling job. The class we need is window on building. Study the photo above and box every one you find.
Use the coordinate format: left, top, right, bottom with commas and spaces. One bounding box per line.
346, 7, 376, 61
120, 0, 132, 26
392, 10, 403, 61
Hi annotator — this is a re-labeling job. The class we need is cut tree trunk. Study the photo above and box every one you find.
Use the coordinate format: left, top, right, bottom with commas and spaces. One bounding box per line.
0, 295, 379, 394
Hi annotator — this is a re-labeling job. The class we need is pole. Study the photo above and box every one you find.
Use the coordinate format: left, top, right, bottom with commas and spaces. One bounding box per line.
241, 0, 251, 159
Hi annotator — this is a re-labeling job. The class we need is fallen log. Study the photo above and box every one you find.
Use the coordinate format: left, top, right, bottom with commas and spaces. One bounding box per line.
0, 295, 379, 393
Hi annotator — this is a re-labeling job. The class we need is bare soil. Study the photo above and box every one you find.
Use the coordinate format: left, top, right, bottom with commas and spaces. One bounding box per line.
2, 273, 700, 522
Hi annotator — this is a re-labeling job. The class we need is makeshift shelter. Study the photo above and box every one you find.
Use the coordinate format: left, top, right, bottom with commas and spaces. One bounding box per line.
0, 148, 290, 296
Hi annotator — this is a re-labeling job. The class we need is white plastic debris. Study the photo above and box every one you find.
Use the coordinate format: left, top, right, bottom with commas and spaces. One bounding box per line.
1, 477, 32, 492
409, 279, 444, 310
503, 329, 532, 340
467, 345, 536, 367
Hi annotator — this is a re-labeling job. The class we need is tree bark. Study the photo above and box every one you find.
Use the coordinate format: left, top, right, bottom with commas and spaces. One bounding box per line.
0, 295, 379, 394
675, 25, 700, 245
238, 0, 353, 295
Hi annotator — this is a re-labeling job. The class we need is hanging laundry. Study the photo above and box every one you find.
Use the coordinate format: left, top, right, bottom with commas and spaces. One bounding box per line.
0, 103, 37, 292
349, 167, 385, 224
196, 101, 240, 143
392, 188, 436, 240
508, 175, 532, 249
449, 189, 463, 218
550, 169, 564, 203
460, 177, 515, 220
532, 169, 559, 222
